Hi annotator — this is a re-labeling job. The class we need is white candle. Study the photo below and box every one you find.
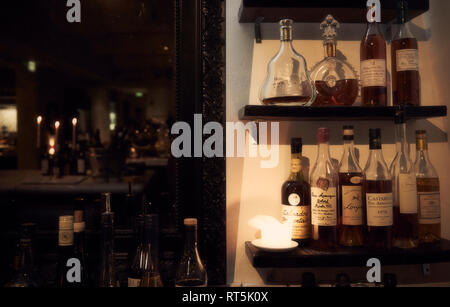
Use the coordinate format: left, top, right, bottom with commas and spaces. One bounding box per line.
54, 121, 60, 153
72, 118, 78, 150
36, 116, 42, 149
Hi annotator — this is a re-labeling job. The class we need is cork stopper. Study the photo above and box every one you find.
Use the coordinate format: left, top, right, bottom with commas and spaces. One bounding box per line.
280, 19, 293, 41
317, 128, 330, 143
343, 126, 354, 140
416, 130, 428, 150
184, 218, 198, 226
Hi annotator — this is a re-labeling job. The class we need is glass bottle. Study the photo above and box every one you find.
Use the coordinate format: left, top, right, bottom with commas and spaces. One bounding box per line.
281, 138, 311, 246
414, 130, 441, 244
260, 19, 315, 106
311, 15, 359, 106
5, 224, 37, 287
390, 110, 418, 249
360, 3, 387, 106
338, 126, 364, 247
99, 193, 117, 287
310, 128, 338, 249
391, 0, 421, 106
128, 215, 145, 287
139, 214, 163, 287
56, 215, 76, 287
175, 218, 207, 287
73, 206, 88, 287
364, 129, 393, 250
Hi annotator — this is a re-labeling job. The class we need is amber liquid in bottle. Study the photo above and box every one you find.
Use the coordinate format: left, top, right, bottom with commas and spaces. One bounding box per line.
339, 172, 365, 247
314, 80, 359, 106
361, 28, 387, 106
391, 38, 420, 106
417, 178, 441, 244
263, 96, 311, 105
365, 180, 393, 250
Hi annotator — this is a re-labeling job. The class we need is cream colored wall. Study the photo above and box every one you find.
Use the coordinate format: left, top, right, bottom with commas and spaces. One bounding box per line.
226, 0, 450, 285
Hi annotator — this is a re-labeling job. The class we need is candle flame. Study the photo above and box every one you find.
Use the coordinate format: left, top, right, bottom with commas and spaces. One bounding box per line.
49, 137, 55, 147
72, 118, 78, 126
49, 148, 55, 156
37, 116, 43, 124
55, 121, 60, 129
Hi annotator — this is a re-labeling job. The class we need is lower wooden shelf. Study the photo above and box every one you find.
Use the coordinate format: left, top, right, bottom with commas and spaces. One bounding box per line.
245, 240, 450, 268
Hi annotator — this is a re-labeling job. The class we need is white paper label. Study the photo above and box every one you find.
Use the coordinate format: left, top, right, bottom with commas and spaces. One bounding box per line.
399, 174, 418, 214
366, 193, 393, 227
128, 278, 141, 288
418, 192, 441, 224
341, 186, 363, 226
281, 204, 310, 240
58, 230, 74, 246
361, 59, 387, 87
396, 49, 419, 72
311, 187, 337, 226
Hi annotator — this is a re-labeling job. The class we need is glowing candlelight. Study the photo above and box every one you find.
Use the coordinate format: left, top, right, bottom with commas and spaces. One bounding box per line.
36, 116, 43, 149
49, 137, 55, 148
49, 148, 55, 156
248, 216, 293, 249
54, 121, 60, 154
72, 118, 78, 150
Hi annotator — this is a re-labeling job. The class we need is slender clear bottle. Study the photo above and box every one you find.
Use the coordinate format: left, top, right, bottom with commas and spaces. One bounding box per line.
281, 138, 311, 246
415, 131, 441, 244
99, 193, 117, 287
364, 129, 393, 250
310, 128, 338, 249
128, 215, 144, 287
139, 214, 163, 287
390, 110, 418, 249
360, 4, 387, 106
391, 0, 421, 106
338, 126, 364, 247
175, 219, 207, 287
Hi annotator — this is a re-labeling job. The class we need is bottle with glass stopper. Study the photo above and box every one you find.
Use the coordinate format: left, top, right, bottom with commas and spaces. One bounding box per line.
175, 218, 207, 287
260, 19, 315, 106
415, 130, 441, 244
390, 109, 418, 249
99, 193, 118, 287
311, 15, 359, 106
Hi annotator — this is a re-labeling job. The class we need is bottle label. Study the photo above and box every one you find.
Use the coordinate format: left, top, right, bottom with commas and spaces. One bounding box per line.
366, 193, 393, 227
361, 59, 386, 87
341, 185, 363, 226
58, 230, 74, 246
399, 174, 418, 214
396, 49, 419, 72
418, 192, 441, 224
77, 159, 86, 174
128, 278, 141, 287
281, 204, 310, 240
291, 159, 301, 173
311, 187, 337, 226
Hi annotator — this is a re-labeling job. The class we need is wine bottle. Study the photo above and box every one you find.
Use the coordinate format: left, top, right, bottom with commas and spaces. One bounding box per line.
128, 215, 145, 287
360, 3, 387, 106
56, 216, 76, 287
76, 144, 87, 176
415, 130, 441, 244
281, 138, 311, 246
364, 129, 393, 250
73, 207, 88, 287
338, 126, 364, 247
175, 219, 207, 287
139, 214, 163, 287
310, 128, 338, 249
99, 193, 117, 287
390, 110, 418, 249
391, 0, 421, 106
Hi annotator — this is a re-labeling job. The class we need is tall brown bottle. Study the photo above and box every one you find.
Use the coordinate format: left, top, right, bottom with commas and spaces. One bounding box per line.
360, 4, 387, 106
391, 0, 421, 106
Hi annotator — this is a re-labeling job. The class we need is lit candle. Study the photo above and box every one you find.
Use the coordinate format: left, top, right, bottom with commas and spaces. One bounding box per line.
72, 118, 78, 150
54, 121, 60, 153
36, 116, 42, 149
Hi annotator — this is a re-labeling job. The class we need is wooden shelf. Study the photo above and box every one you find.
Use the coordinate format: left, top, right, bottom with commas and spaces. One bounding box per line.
245, 240, 450, 268
239, 105, 447, 122
239, 0, 430, 24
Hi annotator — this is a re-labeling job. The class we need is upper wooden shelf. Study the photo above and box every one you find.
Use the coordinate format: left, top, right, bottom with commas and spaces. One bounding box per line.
239, 0, 430, 23
239, 105, 447, 122
246, 240, 450, 268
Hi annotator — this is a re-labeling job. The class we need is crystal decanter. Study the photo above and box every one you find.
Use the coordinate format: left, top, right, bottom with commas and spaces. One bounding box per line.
311, 15, 359, 106
260, 19, 315, 106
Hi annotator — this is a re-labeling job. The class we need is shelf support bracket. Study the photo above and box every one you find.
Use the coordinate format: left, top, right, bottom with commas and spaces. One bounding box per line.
255, 17, 264, 43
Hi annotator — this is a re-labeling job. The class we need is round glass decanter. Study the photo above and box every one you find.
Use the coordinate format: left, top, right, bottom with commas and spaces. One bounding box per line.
310, 15, 359, 106
260, 19, 315, 106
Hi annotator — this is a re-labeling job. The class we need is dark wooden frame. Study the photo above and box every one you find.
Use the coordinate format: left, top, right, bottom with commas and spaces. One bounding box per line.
175, 0, 226, 285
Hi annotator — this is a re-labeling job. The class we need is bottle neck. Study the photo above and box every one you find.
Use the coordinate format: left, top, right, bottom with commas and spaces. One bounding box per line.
324, 41, 336, 58
366, 22, 382, 36
281, 27, 293, 42
395, 123, 410, 156
416, 138, 430, 161
317, 142, 332, 162
367, 148, 385, 165
289, 152, 303, 180
184, 226, 198, 254
17, 240, 33, 274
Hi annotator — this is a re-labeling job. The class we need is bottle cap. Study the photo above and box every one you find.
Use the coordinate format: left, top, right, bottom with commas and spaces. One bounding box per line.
59, 216, 74, 230
343, 126, 354, 138
317, 128, 330, 143
291, 138, 303, 154
280, 19, 293, 41
369, 128, 382, 150
184, 218, 198, 226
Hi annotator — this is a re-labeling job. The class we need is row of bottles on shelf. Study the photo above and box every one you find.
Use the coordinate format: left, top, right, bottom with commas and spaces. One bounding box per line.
5, 193, 207, 288
281, 112, 440, 250
261, 0, 420, 107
